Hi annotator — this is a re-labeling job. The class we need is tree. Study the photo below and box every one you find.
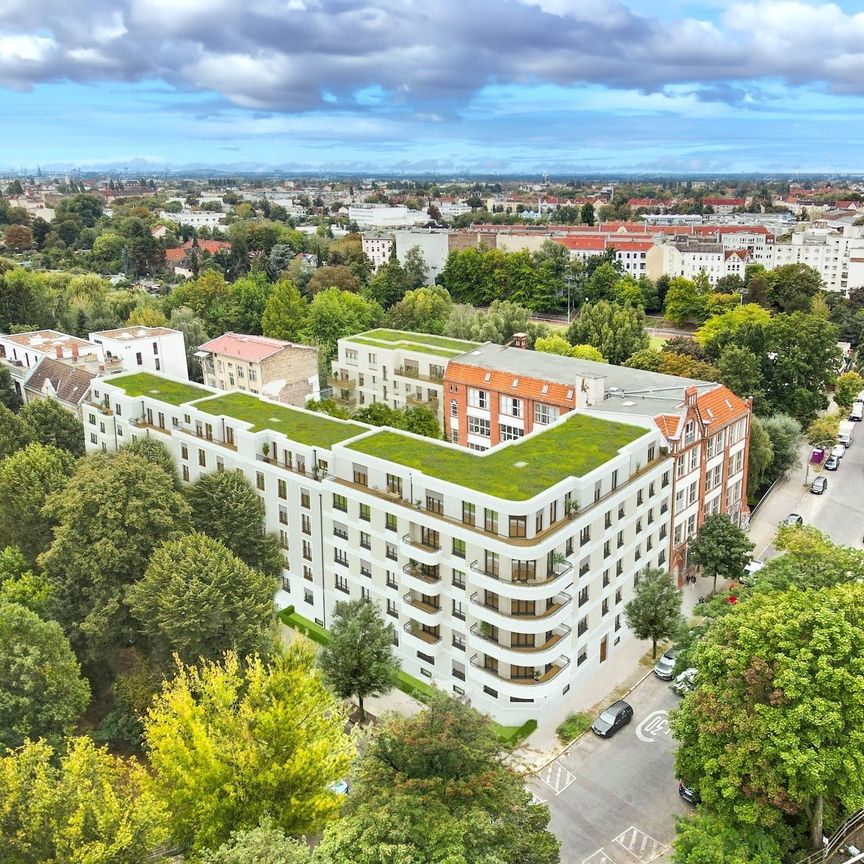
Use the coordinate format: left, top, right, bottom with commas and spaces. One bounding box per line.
366, 257, 411, 309
0, 442, 75, 562
584, 262, 621, 303
201, 818, 312, 864
0, 602, 90, 750
402, 245, 430, 289
19, 398, 85, 457
261, 278, 309, 342
566, 300, 649, 365
187, 470, 283, 576
834, 371, 864, 409
170, 306, 210, 382
663, 276, 710, 327
805, 414, 839, 450
0, 545, 52, 615
121, 436, 178, 485
306, 288, 384, 361
768, 263, 823, 313
0, 365, 21, 411
761, 414, 801, 479
399, 405, 442, 439
570, 343, 607, 362
672, 585, 864, 851
384, 285, 453, 334
3, 224, 33, 252
672, 812, 787, 864
128, 533, 275, 666
316, 694, 559, 864
746, 416, 773, 497
718, 345, 763, 405
534, 333, 574, 356
319, 599, 400, 721
144, 645, 354, 853
307, 264, 358, 296
695, 304, 771, 358
0, 403, 34, 459
623, 347, 665, 372
580, 202, 595, 225
688, 514, 753, 593
0, 736, 168, 863
40, 452, 191, 660
623, 568, 683, 658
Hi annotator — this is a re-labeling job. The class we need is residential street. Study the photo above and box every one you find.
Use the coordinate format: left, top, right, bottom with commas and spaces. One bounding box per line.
529, 674, 687, 864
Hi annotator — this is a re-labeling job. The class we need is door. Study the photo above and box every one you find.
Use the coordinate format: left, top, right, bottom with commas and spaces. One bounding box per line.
599, 635, 608, 664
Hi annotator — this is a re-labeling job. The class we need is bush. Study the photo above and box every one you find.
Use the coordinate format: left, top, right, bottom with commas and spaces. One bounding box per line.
556, 712, 593, 743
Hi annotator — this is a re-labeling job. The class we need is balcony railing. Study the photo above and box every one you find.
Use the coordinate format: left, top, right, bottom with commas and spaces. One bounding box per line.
327, 376, 357, 390
396, 366, 444, 384
469, 622, 570, 653
469, 653, 571, 685
469, 591, 571, 620
469, 558, 573, 587
403, 593, 441, 616
402, 532, 440, 552
406, 393, 440, 409
403, 621, 441, 644
402, 562, 441, 584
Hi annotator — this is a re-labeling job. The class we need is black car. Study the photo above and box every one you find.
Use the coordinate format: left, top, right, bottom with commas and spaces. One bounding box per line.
781, 513, 803, 527
824, 455, 840, 471
591, 700, 633, 738
678, 781, 701, 805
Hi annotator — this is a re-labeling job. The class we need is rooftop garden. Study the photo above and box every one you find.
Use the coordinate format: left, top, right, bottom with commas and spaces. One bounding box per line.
346, 328, 481, 358
347, 413, 647, 500
192, 391, 365, 448
107, 372, 211, 406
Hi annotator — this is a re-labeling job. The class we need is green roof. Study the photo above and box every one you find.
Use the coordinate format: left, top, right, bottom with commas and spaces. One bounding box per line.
346, 413, 647, 500
108, 372, 211, 406
192, 392, 365, 448
345, 329, 481, 358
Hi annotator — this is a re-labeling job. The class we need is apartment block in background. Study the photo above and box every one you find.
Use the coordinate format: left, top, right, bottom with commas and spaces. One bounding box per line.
330, 329, 481, 424
87, 369, 672, 728
197, 332, 320, 407
90, 326, 189, 379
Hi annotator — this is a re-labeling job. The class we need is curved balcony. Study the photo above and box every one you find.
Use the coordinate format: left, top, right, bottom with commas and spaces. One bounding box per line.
402, 592, 442, 627
469, 591, 572, 633
400, 533, 444, 566
402, 621, 444, 655
468, 558, 572, 598
467, 623, 571, 667
402, 562, 442, 594
468, 653, 571, 700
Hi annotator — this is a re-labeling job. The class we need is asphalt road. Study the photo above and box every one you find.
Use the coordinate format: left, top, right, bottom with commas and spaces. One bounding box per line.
529, 673, 688, 864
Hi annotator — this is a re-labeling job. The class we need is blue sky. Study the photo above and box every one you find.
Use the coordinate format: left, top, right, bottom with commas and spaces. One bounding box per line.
2, 1, 864, 173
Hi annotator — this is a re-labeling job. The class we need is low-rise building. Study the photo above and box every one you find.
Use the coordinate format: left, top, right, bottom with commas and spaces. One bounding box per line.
90, 326, 189, 379
197, 332, 320, 406
87, 370, 673, 727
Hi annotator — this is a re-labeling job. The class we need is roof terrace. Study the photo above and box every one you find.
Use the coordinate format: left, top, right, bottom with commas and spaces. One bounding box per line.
344, 328, 481, 359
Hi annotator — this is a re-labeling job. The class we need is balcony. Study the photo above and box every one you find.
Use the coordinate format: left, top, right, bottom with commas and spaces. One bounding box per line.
130, 418, 170, 436
179, 423, 237, 451
400, 532, 444, 565
469, 653, 571, 695
402, 562, 441, 584
403, 620, 442, 647
396, 366, 444, 384
402, 592, 442, 626
468, 558, 572, 594
468, 623, 570, 666
469, 591, 572, 632
406, 393, 440, 410
328, 376, 357, 390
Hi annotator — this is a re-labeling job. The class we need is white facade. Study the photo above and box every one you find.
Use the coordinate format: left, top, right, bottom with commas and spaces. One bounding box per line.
87, 371, 673, 726
348, 204, 427, 228
392, 230, 451, 282
89, 327, 189, 379
159, 210, 226, 230
361, 234, 395, 271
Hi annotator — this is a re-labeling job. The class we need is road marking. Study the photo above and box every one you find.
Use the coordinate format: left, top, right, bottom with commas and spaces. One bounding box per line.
538, 760, 576, 795
530, 791, 546, 806
613, 827, 670, 863
635, 710, 670, 743
582, 849, 619, 864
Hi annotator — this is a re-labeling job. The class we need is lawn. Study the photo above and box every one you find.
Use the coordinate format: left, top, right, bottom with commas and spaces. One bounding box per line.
347, 328, 481, 357
349, 336, 467, 359
107, 372, 212, 405
192, 392, 365, 447
649, 336, 668, 350
347, 413, 647, 500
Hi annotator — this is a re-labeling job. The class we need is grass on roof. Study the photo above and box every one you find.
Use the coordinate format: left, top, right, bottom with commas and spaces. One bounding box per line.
349, 336, 467, 358
109, 372, 211, 405
347, 328, 480, 354
192, 391, 364, 447
347, 413, 646, 500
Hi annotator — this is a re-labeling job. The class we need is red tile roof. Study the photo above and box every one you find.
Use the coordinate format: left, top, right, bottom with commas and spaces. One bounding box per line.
696, 384, 749, 428
198, 332, 307, 363
653, 414, 681, 439
445, 363, 579, 407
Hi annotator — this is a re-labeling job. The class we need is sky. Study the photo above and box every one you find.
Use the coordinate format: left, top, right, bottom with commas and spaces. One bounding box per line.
2, 0, 864, 174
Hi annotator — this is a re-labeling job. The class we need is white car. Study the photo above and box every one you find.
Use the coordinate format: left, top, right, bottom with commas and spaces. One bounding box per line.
740, 558, 764, 586
830, 444, 846, 461
671, 668, 697, 696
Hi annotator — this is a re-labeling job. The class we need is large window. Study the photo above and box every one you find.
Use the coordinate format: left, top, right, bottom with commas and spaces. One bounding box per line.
468, 416, 490, 437
534, 403, 560, 425
468, 388, 489, 409
499, 423, 523, 442
499, 395, 523, 417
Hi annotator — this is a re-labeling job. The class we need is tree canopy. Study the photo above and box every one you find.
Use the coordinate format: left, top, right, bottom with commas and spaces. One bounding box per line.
688, 514, 753, 593
623, 568, 683, 658
566, 300, 649, 365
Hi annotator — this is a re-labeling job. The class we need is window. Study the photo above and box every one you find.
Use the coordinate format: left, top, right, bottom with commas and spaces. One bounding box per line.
462, 502, 476, 526
304, 589, 313, 605
300, 514, 311, 535
333, 493, 347, 512
603, 540, 611, 558
580, 526, 590, 546
674, 524, 683, 545
181, 443, 188, 460
578, 586, 589, 606
452, 599, 466, 620
615, 614, 621, 632
277, 478, 287, 499
304, 565, 313, 582
198, 449, 206, 467
452, 635, 466, 653
577, 616, 588, 636
499, 423, 523, 442
360, 561, 372, 579
662, 470, 670, 488
499, 395, 523, 417
452, 568, 465, 589
182, 464, 189, 482
468, 388, 488, 409
617, 530, 624, 549
452, 538, 466, 558
533, 403, 559, 425
386, 513, 397, 532
301, 489, 310, 509
426, 492, 443, 514
387, 599, 398, 618
603, 570, 610, 588
135, 352, 143, 366
450, 400, 458, 417
360, 531, 371, 550
353, 465, 368, 486
334, 549, 348, 567
278, 506, 288, 526
468, 416, 490, 437
484, 508, 498, 534
509, 515, 526, 538
615, 588, 622, 604
386, 571, 398, 589
335, 574, 349, 594
577, 646, 588, 666
684, 420, 695, 446
605, 510, 612, 529
279, 529, 289, 549
302, 540, 312, 561
386, 473, 402, 496
360, 503, 371, 522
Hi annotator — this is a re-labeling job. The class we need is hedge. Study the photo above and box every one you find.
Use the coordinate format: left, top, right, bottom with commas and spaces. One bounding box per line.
277, 606, 330, 646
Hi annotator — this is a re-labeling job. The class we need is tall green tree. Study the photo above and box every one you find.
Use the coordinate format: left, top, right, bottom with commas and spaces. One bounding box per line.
261, 277, 309, 342
834, 371, 864, 409
0, 602, 90, 750
718, 345, 763, 406
170, 306, 210, 382
128, 533, 275, 666
672, 812, 787, 864
0, 736, 168, 863
187, 470, 284, 577
201, 818, 312, 864
688, 514, 753, 593
0, 403, 34, 460
767, 263, 823, 313
402, 245, 430, 289
805, 414, 839, 450
566, 300, 649, 365
760, 414, 801, 480
366, 257, 411, 309
623, 568, 683, 658
384, 285, 453, 334
318, 599, 399, 721
0, 365, 21, 411
306, 288, 384, 361
0, 545, 52, 615
316, 694, 559, 864
663, 276, 710, 327
144, 645, 354, 853
0, 442, 75, 562
40, 452, 191, 660
746, 416, 773, 497
672, 584, 864, 852
121, 437, 178, 485
19, 398, 85, 457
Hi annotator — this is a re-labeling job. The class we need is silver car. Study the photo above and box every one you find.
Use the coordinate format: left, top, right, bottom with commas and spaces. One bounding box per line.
653, 648, 676, 680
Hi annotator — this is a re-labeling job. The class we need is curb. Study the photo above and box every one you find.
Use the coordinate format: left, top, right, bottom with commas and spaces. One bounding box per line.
521, 669, 655, 776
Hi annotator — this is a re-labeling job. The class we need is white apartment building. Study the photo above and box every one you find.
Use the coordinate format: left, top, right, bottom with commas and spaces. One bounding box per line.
90, 326, 189, 379
771, 226, 864, 294
159, 210, 226, 230
348, 204, 427, 228
87, 369, 673, 727
330, 330, 481, 427
361, 234, 395, 270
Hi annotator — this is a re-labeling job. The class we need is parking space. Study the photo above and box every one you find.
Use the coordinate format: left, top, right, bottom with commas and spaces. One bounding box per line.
529, 673, 688, 864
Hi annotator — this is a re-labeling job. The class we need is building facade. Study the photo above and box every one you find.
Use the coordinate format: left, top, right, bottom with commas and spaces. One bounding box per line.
197, 332, 320, 406
87, 370, 673, 726
90, 326, 189, 379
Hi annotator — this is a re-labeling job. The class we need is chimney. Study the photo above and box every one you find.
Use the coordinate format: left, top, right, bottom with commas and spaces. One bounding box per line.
55, 345, 62, 359
510, 332, 528, 350
71, 343, 79, 360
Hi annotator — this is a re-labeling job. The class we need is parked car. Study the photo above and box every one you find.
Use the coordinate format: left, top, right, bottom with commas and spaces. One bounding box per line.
838, 433, 853, 448
671, 668, 697, 696
781, 513, 804, 527
327, 779, 349, 795
678, 780, 701, 805
824, 455, 840, 471
653, 648, 676, 680
810, 476, 828, 494
740, 558, 764, 586
591, 700, 633, 738
830, 444, 846, 460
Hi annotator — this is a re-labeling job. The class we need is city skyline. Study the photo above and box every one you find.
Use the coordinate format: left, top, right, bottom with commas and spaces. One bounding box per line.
3, 0, 864, 173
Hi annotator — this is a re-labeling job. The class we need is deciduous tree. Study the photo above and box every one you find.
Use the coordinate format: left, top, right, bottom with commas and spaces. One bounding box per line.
688, 514, 753, 593
121, 437, 178, 485
566, 300, 649, 365
834, 371, 864, 409
623, 568, 683, 658
261, 277, 309, 342
805, 414, 839, 450
19, 398, 85, 456
746, 416, 773, 497
201, 818, 312, 864
0, 402, 34, 459
672, 812, 787, 864
384, 285, 453, 334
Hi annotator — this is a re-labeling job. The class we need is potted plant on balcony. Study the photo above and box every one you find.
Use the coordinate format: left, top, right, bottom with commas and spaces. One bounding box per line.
533, 669, 542, 681
479, 621, 493, 639
261, 442, 270, 461
565, 500, 580, 519
414, 499, 423, 510
552, 551, 568, 568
